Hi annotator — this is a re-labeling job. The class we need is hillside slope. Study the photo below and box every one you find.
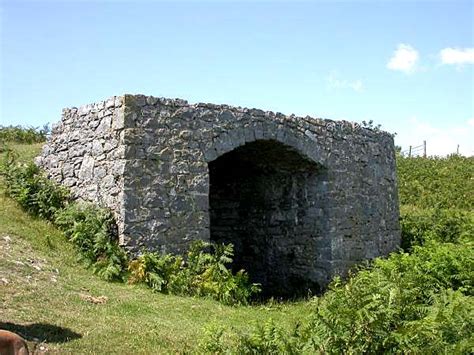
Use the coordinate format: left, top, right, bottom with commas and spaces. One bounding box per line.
2, 143, 472, 353
0, 144, 310, 354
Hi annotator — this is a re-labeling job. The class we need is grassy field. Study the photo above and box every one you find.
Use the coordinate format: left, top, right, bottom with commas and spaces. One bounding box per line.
2, 143, 473, 353
0, 143, 311, 354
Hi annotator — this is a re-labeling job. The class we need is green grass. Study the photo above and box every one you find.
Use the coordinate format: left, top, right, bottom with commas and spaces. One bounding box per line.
0, 143, 311, 354
3, 144, 472, 353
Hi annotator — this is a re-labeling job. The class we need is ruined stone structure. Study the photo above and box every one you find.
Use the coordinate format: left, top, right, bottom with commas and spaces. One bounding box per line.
37, 94, 400, 296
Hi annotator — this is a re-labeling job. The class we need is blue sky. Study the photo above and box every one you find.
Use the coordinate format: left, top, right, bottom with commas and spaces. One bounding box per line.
1, 0, 473, 155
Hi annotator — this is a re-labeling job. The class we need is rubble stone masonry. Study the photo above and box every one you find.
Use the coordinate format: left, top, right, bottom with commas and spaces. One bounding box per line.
37, 94, 400, 295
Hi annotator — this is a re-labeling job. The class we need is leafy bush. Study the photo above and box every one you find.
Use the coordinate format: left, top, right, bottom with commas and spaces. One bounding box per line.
55, 203, 128, 281
1, 160, 69, 221
299, 242, 473, 352
234, 319, 304, 354
128, 252, 182, 292
203, 241, 473, 353
184, 241, 261, 304
198, 323, 230, 354
400, 205, 474, 251
1, 150, 127, 281
128, 241, 261, 305
0, 124, 49, 144
397, 155, 474, 210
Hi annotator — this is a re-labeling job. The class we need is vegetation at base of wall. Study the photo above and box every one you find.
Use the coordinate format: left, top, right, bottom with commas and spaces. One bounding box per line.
0, 151, 127, 282
1, 153, 69, 221
199, 154, 474, 353
128, 241, 261, 305
54, 203, 128, 281
0, 165, 310, 354
0, 140, 260, 304
0, 124, 49, 145
199, 241, 473, 353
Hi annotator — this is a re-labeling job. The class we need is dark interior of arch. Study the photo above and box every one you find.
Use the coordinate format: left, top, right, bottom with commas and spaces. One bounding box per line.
209, 139, 326, 298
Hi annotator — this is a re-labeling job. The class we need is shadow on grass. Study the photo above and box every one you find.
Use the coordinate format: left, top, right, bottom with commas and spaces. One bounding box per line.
0, 322, 81, 343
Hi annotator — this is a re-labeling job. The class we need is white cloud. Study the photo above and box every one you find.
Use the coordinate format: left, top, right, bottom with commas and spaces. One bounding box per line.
395, 117, 474, 157
326, 72, 364, 92
387, 44, 419, 74
440, 47, 474, 65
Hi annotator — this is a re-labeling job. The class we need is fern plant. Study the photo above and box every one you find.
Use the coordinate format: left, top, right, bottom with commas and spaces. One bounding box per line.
128, 241, 261, 305
55, 203, 127, 281
202, 239, 473, 353
1, 160, 69, 220
128, 252, 182, 292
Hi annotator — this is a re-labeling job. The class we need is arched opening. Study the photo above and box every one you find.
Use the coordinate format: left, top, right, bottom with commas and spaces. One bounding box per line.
209, 139, 326, 298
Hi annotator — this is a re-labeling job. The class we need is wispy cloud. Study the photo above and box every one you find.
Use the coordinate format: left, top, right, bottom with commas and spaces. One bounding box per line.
440, 47, 474, 65
326, 71, 364, 92
387, 44, 419, 74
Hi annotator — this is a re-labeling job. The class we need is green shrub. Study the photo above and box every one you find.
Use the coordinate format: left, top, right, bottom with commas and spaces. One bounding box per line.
391, 289, 474, 353
234, 319, 304, 354
183, 241, 261, 304
128, 252, 182, 292
198, 323, 230, 354
0, 124, 49, 144
397, 155, 474, 210
206, 241, 473, 353
128, 241, 261, 305
400, 205, 474, 251
1, 160, 69, 221
310, 242, 473, 351
55, 203, 128, 281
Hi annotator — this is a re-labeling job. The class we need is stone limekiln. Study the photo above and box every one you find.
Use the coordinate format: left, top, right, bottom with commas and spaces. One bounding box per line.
37, 94, 400, 296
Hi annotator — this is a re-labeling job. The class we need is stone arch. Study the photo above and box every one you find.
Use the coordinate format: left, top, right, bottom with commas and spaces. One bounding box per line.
202, 122, 328, 166
205, 124, 331, 297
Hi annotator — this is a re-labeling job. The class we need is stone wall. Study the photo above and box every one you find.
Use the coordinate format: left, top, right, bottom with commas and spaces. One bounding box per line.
36, 96, 127, 236
37, 94, 400, 295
